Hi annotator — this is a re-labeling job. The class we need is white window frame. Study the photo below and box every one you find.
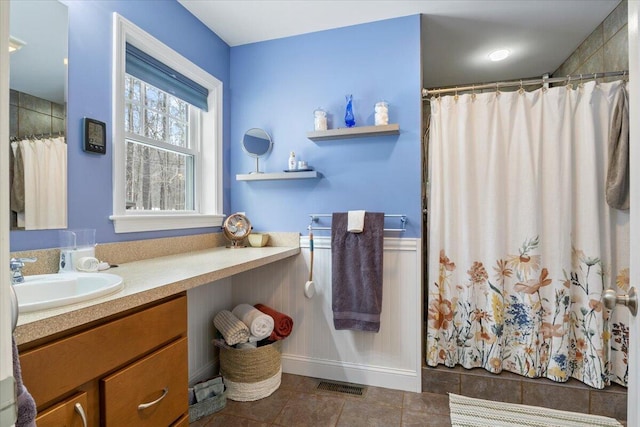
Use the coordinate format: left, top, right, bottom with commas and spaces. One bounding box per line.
111, 13, 223, 233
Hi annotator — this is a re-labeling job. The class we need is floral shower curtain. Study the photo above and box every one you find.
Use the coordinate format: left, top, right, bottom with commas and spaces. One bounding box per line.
426, 80, 630, 389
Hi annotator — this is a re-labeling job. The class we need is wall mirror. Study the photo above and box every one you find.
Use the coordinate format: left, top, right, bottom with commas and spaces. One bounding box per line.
241, 128, 273, 174
9, 0, 68, 230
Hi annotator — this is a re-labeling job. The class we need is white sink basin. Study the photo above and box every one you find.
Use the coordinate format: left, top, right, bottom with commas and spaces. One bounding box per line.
14, 272, 124, 313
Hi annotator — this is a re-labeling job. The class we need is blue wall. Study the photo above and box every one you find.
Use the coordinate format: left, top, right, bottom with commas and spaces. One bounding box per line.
11, 6, 422, 251
11, 0, 231, 251
229, 16, 422, 237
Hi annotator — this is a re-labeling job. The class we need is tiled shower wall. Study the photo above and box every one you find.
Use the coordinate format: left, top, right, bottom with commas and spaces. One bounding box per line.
422, 366, 627, 421
9, 89, 65, 138
553, 0, 628, 79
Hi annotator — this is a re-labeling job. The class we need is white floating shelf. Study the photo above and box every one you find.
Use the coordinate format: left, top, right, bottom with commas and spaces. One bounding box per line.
306, 123, 400, 141
236, 170, 319, 181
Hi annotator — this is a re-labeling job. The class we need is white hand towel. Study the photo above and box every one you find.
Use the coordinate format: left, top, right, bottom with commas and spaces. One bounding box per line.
232, 303, 275, 340
347, 210, 366, 233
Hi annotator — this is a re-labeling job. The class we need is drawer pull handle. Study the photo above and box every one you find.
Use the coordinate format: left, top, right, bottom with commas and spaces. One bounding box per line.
74, 402, 88, 427
138, 387, 169, 411
10, 285, 18, 333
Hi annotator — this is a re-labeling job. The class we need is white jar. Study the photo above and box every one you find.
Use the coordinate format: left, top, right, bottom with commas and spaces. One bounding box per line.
314, 108, 327, 131
288, 151, 297, 170
374, 101, 389, 126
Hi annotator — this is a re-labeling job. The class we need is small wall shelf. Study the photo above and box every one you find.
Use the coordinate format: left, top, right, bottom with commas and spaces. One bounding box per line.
236, 170, 319, 181
306, 123, 400, 141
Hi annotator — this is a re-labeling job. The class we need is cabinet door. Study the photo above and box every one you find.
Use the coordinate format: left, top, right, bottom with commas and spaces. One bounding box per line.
36, 392, 88, 427
101, 337, 187, 427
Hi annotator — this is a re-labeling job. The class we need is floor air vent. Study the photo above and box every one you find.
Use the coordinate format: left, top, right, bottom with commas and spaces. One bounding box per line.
316, 381, 367, 397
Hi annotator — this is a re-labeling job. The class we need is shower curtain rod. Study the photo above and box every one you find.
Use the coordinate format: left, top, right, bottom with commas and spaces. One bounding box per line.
421, 70, 628, 97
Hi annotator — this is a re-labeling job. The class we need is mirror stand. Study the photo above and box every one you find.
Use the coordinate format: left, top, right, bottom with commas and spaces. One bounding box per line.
252, 157, 264, 174
242, 128, 273, 174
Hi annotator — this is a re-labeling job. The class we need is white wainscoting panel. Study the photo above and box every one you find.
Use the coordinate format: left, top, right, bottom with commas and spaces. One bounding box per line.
230, 236, 422, 392
187, 278, 232, 384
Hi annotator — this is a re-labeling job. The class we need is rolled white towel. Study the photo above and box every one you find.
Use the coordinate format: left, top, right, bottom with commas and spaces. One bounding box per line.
347, 210, 366, 233
232, 303, 275, 340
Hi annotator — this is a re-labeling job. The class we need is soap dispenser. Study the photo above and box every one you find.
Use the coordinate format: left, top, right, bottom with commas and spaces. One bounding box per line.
288, 151, 297, 171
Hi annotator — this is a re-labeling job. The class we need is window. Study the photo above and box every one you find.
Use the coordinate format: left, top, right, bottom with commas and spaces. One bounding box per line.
124, 75, 195, 212
112, 14, 223, 233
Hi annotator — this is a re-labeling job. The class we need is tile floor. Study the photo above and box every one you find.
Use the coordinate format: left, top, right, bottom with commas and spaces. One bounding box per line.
190, 373, 451, 427
190, 373, 627, 427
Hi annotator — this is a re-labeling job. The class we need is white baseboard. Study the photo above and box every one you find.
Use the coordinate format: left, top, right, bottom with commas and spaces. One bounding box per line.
281, 353, 421, 393
189, 359, 218, 385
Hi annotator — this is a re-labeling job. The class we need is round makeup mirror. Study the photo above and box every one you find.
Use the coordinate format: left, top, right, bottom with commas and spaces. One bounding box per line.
242, 128, 273, 173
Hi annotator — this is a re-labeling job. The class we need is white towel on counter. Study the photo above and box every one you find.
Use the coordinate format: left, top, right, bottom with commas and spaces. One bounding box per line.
347, 210, 366, 233
232, 303, 275, 340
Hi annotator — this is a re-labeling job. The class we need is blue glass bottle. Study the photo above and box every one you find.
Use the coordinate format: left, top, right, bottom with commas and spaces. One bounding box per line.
344, 94, 355, 128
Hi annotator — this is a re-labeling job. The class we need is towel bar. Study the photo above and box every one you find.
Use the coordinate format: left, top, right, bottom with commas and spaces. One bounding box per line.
307, 213, 407, 232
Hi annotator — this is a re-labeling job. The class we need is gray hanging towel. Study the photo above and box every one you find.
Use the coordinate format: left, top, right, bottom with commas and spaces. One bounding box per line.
606, 85, 629, 210
331, 212, 384, 332
13, 336, 37, 427
10, 141, 25, 214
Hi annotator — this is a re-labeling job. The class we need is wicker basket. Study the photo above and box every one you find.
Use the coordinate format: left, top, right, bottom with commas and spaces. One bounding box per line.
215, 339, 282, 401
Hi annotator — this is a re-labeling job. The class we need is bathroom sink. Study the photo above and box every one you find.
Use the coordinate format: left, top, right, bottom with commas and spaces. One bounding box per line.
14, 272, 124, 313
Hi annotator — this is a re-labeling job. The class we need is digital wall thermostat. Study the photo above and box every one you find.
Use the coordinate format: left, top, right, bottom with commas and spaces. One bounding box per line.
83, 118, 107, 154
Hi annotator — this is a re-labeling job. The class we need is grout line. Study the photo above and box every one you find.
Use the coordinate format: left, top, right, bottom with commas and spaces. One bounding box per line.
333, 397, 347, 427
269, 392, 291, 425
520, 377, 524, 404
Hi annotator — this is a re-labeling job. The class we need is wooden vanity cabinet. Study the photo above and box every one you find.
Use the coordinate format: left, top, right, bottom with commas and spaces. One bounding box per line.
19, 295, 188, 426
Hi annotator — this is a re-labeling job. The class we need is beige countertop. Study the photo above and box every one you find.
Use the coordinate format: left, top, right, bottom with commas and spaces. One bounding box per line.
15, 245, 299, 345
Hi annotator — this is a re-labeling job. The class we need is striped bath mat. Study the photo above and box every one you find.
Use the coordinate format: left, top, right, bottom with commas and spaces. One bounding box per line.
449, 393, 623, 427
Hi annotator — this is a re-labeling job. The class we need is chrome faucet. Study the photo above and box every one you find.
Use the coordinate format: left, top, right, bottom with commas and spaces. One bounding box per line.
10, 257, 36, 332
10, 257, 37, 284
